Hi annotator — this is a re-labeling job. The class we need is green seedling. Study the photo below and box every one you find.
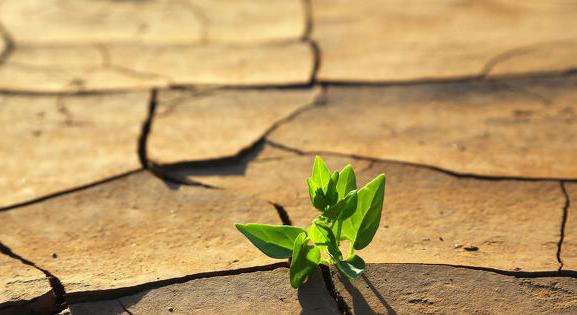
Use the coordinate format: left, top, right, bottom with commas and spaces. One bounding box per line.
236, 156, 385, 288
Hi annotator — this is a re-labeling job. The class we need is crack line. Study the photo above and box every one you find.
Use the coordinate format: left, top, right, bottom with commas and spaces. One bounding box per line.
265, 140, 577, 182
0, 170, 142, 212
480, 46, 537, 79
480, 40, 576, 79
184, 0, 210, 44
558, 181, 570, 272
138, 89, 158, 168
384, 262, 577, 278
301, 0, 321, 85
118, 300, 135, 315
66, 262, 288, 304
498, 81, 553, 107
0, 242, 67, 313
271, 202, 293, 226
0, 1, 14, 68
320, 265, 351, 315
319, 71, 577, 87
149, 86, 326, 185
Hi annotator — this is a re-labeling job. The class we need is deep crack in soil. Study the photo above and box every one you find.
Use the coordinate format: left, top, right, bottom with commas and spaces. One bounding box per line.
138, 89, 158, 168
0, 20, 14, 67
301, 0, 321, 85
558, 181, 570, 271
0, 170, 142, 212
65, 262, 289, 304
0, 242, 66, 314
265, 140, 577, 182
320, 265, 352, 315
147, 86, 327, 186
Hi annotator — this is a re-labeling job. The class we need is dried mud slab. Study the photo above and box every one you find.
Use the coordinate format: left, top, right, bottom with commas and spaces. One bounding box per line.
331, 264, 577, 314
1, 0, 305, 45
562, 182, 577, 271
314, 0, 577, 82
164, 144, 564, 271
0, 92, 148, 208
269, 77, 577, 178
0, 172, 283, 294
0, 254, 55, 314
0, 42, 313, 92
148, 87, 320, 163
67, 269, 338, 314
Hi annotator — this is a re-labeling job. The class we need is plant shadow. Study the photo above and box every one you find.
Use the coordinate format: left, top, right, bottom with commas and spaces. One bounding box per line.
298, 269, 341, 314
152, 140, 267, 190
338, 271, 397, 315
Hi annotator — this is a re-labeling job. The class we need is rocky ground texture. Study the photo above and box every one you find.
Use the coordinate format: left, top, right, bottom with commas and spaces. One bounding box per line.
1, 1, 577, 314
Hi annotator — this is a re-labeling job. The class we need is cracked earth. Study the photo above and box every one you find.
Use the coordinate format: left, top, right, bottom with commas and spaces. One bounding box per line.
1, 0, 577, 314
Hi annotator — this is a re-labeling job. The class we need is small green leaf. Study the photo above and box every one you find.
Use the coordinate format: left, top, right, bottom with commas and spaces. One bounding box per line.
336, 164, 356, 200
311, 156, 331, 192
290, 233, 321, 288
335, 255, 365, 279
339, 174, 386, 250
235, 224, 306, 259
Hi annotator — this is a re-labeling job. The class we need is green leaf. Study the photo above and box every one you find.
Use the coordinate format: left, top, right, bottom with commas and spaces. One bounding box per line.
306, 177, 318, 204
325, 190, 358, 221
325, 171, 340, 206
335, 255, 365, 279
235, 224, 306, 259
307, 178, 327, 211
311, 156, 331, 192
306, 223, 365, 281
339, 174, 386, 250
354, 174, 385, 249
336, 164, 356, 200
339, 191, 358, 221
308, 222, 337, 247
309, 223, 343, 263
290, 233, 321, 288
330, 191, 358, 241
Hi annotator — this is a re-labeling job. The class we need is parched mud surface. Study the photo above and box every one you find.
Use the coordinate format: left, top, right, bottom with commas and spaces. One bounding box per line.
1, 1, 577, 314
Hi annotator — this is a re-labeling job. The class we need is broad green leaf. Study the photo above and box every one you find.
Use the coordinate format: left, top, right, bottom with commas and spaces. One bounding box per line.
307, 178, 327, 211
311, 156, 331, 193
235, 224, 306, 259
325, 171, 340, 206
339, 174, 386, 250
290, 233, 321, 288
325, 190, 358, 220
354, 174, 385, 249
335, 255, 365, 279
336, 164, 356, 200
